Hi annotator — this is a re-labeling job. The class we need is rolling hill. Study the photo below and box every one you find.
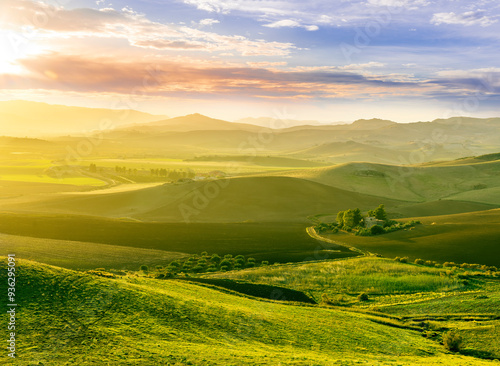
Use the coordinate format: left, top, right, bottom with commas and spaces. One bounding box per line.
274, 159, 500, 204
327, 209, 500, 266
8, 257, 494, 365
2, 176, 406, 222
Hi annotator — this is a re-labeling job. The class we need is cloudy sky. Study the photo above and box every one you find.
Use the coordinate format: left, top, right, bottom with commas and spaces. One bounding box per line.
0, 0, 499, 122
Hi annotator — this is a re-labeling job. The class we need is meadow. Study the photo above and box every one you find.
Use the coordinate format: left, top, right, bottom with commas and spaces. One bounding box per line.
0, 212, 357, 264
1, 112, 500, 364
3, 256, 498, 365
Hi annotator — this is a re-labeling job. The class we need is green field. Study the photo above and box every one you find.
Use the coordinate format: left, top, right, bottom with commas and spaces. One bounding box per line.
0, 233, 189, 270
321, 209, 500, 266
3, 257, 497, 365
0, 213, 357, 264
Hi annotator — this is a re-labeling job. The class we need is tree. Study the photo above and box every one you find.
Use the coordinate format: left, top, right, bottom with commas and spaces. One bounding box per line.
352, 208, 363, 227
372, 204, 387, 221
343, 209, 355, 229
210, 254, 221, 264
336, 211, 345, 227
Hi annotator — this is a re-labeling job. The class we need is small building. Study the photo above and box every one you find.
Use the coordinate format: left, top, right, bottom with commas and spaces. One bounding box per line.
364, 216, 385, 229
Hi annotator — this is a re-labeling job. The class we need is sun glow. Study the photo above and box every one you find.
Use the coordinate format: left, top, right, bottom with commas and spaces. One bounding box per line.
0, 29, 41, 74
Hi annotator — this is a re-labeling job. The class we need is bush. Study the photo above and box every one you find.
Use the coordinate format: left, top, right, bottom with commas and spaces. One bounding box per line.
261, 261, 269, 266
220, 265, 229, 271
220, 259, 232, 268
443, 331, 463, 352
140, 265, 149, 272
414, 258, 424, 265
370, 225, 385, 235
357, 293, 369, 301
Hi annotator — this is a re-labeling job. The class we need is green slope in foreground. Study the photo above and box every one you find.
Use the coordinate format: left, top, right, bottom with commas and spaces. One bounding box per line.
0, 258, 494, 365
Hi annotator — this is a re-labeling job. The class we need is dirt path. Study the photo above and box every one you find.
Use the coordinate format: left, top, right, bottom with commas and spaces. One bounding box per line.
306, 226, 369, 256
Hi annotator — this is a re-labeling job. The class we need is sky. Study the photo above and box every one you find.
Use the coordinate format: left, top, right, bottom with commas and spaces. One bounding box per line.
0, 0, 500, 122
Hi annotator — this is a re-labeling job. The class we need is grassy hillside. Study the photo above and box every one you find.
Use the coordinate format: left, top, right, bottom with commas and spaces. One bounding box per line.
275, 160, 500, 204
206, 257, 467, 302
4, 176, 406, 222
2, 257, 495, 365
0, 213, 357, 263
322, 209, 500, 266
0, 233, 189, 270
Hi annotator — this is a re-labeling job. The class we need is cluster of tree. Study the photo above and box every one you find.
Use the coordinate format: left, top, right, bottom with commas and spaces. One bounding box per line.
146, 252, 269, 277
88, 163, 98, 173
115, 166, 138, 175
336, 208, 363, 229
150, 168, 195, 180
315, 204, 421, 236
396, 257, 499, 277
356, 219, 421, 236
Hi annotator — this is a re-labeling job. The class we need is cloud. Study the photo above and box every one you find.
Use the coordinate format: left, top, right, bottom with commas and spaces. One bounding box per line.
431, 11, 498, 27
367, 0, 429, 8
0, 0, 296, 56
263, 19, 319, 31
199, 18, 220, 27
0, 52, 429, 100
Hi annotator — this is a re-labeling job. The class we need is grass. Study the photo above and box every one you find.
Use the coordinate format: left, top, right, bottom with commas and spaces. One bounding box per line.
0, 174, 106, 186
3, 257, 495, 365
3, 175, 407, 223
0, 213, 355, 264
205, 257, 466, 301
0, 233, 189, 270
271, 159, 500, 205
322, 209, 500, 267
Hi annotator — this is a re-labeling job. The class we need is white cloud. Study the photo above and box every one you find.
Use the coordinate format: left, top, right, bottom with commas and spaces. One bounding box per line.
431, 11, 497, 27
367, 0, 429, 8
1, 0, 296, 56
263, 19, 319, 31
199, 18, 220, 27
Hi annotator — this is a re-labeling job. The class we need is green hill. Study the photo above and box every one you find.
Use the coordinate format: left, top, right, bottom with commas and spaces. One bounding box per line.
275, 160, 500, 205
5, 176, 406, 223
324, 209, 500, 266
5, 257, 494, 365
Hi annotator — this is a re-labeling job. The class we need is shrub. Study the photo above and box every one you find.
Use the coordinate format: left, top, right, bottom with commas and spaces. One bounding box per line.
220, 259, 232, 268
261, 261, 269, 266
210, 254, 221, 264
357, 293, 369, 301
192, 265, 204, 273
220, 265, 229, 271
414, 258, 424, 265
140, 265, 149, 272
370, 225, 385, 235
443, 331, 463, 352
155, 265, 163, 270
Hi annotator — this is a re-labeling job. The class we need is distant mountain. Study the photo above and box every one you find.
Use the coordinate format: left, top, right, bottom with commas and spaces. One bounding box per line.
119, 113, 267, 133
0, 100, 167, 136
350, 118, 397, 129
235, 117, 342, 129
